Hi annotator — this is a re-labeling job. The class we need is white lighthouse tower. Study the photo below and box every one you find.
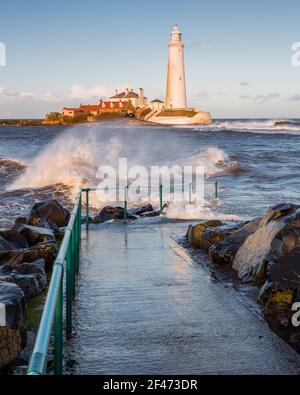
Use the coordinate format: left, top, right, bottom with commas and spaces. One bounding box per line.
165, 25, 187, 109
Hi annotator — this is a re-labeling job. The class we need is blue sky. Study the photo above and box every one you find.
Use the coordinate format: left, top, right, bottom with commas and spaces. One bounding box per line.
0, 0, 300, 118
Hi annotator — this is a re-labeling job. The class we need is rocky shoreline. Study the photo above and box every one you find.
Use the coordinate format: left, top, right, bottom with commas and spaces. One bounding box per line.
185, 203, 300, 351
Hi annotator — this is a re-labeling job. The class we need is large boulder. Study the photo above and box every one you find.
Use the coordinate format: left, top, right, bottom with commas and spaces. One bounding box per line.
187, 221, 223, 248
0, 242, 57, 271
92, 206, 137, 224
129, 205, 154, 216
27, 200, 70, 228
0, 281, 26, 369
209, 218, 261, 266
259, 287, 300, 349
0, 230, 28, 251
233, 204, 300, 285
14, 224, 55, 247
187, 221, 243, 252
0, 259, 47, 300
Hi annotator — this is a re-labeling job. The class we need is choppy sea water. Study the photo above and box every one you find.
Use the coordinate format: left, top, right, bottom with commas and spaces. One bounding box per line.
0, 118, 299, 226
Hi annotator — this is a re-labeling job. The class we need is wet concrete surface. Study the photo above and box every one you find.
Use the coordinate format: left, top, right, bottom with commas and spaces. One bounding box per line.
65, 219, 300, 375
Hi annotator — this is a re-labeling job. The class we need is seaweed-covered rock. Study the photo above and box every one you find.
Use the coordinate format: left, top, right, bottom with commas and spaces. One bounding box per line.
15, 224, 55, 247
187, 221, 245, 252
0, 242, 57, 270
187, 221, 223, 248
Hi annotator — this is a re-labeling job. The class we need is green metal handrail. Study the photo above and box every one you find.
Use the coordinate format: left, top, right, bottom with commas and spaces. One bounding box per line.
27, 180, 219, 375
27, 192, 82, 375
82, 181, 219, 228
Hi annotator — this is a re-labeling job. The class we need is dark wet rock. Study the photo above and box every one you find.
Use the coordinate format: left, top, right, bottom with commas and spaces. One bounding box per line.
261, 289, 300, 349
233, 205, 300, 285
129, 205, 154, 216
0, 281, 26, 368
81, 216, 92, 225
0, 259, 47, 300
187, 221, 243, 252
0, 230, 28, 251
92, 206, 137, 224
27, 200, 70, 228
187, 220, 223, 248
209, 218, 261, 266
0, 242, 57, 271
14, 218, 27, 226
15, 224, 55, 247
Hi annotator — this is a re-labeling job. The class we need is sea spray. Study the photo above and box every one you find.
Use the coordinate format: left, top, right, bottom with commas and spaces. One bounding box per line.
7, 124, 240, 219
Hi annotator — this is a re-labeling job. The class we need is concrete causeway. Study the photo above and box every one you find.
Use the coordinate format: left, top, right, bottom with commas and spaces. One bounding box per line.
66, 220, 300, 375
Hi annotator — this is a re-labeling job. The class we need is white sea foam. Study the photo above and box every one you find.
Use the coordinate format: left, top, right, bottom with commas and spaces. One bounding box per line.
189, 119, 300, 135
165, 200, 240, 221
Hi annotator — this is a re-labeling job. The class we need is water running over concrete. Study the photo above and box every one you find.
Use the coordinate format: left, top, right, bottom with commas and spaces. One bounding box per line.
65, 220, 300, 375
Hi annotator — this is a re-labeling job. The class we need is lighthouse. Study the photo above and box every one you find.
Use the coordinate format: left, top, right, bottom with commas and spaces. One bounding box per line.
165, 25, 187, 109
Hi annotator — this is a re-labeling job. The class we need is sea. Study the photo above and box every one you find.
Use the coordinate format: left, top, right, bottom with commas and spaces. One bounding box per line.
0, 118, 300, 227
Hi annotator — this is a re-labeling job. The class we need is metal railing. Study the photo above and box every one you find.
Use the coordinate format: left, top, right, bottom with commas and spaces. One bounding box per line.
27, 180, 219, 375
27, 192, 82, 375
83, 182, 219, 228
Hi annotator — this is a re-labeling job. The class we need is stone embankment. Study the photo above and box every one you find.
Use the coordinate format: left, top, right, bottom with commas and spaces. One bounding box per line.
187, 203, 300, 350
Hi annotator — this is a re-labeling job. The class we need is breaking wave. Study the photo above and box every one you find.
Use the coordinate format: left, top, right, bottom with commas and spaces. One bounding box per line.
191, 119, 300, 135
8, 126, 239, 196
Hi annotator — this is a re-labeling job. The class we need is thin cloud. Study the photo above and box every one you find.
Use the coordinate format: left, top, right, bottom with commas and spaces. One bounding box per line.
240, 81, 250, 87
0, 84, 128, 103
289, 94, 300, 101
239, 92, 280, 103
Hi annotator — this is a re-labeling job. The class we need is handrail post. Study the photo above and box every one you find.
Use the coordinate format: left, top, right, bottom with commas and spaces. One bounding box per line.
85, 189, 90, 229
54, 275, 63, 375
124, 186, 128, 223
159, 184, 163, 214
189, 183, 192, 205
215, 181, 218, 200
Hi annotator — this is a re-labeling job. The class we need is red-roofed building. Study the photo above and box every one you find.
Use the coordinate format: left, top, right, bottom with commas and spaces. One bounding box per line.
79, 104, 99, 115
62, 107, 85, 118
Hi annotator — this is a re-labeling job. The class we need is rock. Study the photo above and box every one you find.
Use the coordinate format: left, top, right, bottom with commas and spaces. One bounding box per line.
0, 281, 26, 369
0, 230, 28, 251
187, 220, 223, 249
15, 217, 27, 226
233, 205, 300, 284
15, 224, 55, 247
0, 242, 57, 271
209, 218, 261, 266
92, 206, 137, 224
27, 200, 70, 228
187, 221, 243, 252
259, 203, 299, 228
129, 205, 154, 216
262, 289, 299, 349
0, 259, 47, 300
81, 216, 93, 225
